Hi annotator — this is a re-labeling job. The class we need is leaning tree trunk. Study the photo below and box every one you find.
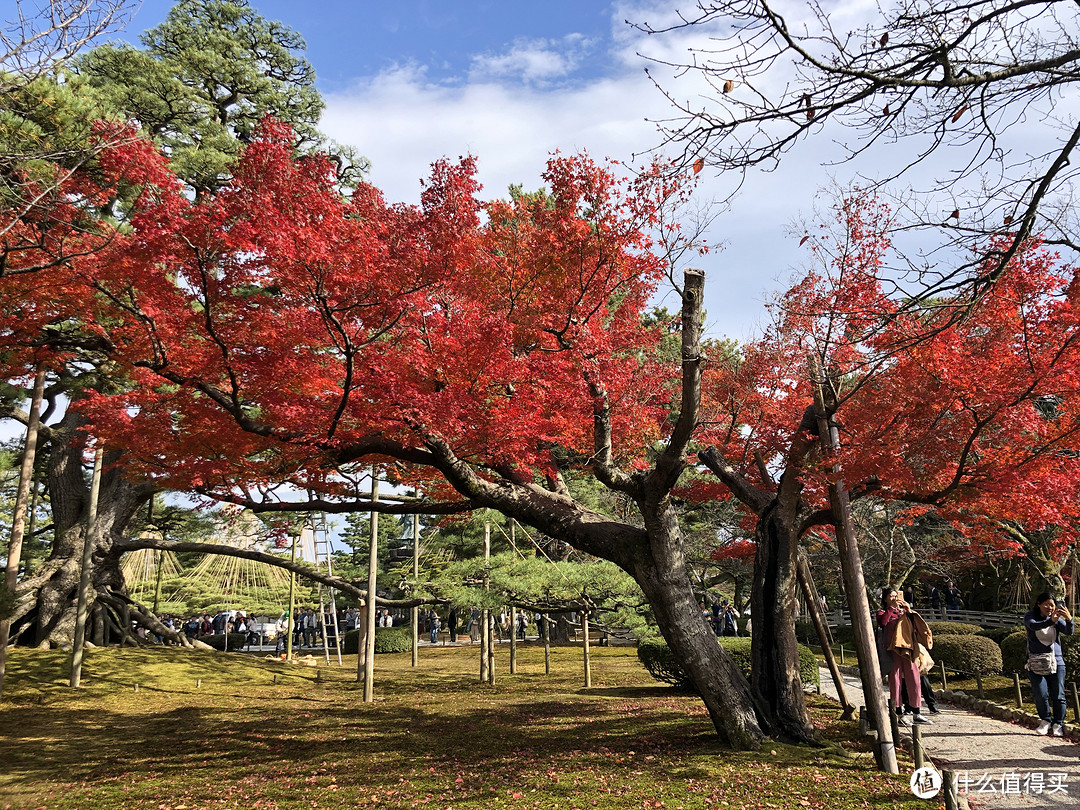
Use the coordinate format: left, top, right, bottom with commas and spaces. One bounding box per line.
751, 490, 816, 743
635, 499, 766, 749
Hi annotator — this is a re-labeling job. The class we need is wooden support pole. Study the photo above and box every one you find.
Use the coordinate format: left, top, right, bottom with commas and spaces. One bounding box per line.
797, 551, 854, 719
69, 444, 104, 688
480, 522, 491, 683
412, 513, 420, 667
939, 661, 948, 692
581, 610, 591, 688
542, 612, 551, 675
810, 356, 897, 774
361, 473, 379, 701
912, 724, 924, 769
0, 369, 46, 700
1071, 682, 1080, 724
1013, 672, 1023, 708
975, 673, 984, 699
509, 605, 517, 674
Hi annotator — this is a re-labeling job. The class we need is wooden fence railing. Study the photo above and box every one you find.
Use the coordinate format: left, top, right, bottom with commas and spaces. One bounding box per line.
826, 608, 1023, 629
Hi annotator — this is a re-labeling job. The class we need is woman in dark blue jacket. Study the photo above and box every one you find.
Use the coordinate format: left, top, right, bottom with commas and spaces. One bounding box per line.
1024, 592, 1073, 736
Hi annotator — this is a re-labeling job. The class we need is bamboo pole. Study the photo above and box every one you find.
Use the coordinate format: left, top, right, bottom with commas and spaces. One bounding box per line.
362, 473, 379, 701
69, 444, 104, 688
796, 551, 854, 719
809, 355, 897, 774
411, 513, 419, 667
0, 368, 46, 700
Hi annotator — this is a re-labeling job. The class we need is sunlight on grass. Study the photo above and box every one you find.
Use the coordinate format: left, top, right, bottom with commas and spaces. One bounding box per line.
0, 645, 935, 809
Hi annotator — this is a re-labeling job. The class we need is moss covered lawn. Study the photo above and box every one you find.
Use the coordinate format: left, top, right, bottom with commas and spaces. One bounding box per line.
0, 644, 936, 809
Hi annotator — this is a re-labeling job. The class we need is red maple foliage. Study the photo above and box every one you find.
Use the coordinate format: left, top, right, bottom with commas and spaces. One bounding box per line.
699, 194, 1080, 560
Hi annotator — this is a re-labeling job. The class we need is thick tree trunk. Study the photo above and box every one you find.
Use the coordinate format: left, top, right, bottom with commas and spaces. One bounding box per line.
750, 495, 816, 743
9, 414, 154, 648
635, 499, 766, 749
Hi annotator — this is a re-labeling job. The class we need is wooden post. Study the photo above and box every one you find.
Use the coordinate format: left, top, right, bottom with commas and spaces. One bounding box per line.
287, 533, 297, 661
1071, 682, 1080, 724
912, 724, 924, 768
0, 368, 46, 700
69, 444, 104, 688
810, 356, 897, 774
411, 513, 419, 668
939, 661, 948, 691
542, 612, 551, 675
797, 551, 853, 718
858, 705, 868, 735
975, 673, 984, 699
361, 473, 379, 701
1013, 672, 1023, 708
839, 645, 845, 665
480, 522, 491, 683
581, 610, 592, 688
509, 605, 517, 674
887, 698, 900, 748
942, 770, 959, 810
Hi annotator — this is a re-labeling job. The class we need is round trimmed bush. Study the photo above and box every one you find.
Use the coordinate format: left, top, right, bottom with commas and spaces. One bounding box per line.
976, 626, 1023, 644
932, 633, 1002, 676
927, 621, 981, 636
342, 626, 413, 654
1000, 631, 1028, 675
637, 637, 693, 688
198, 633, 248, 651
637, 636, 820, 690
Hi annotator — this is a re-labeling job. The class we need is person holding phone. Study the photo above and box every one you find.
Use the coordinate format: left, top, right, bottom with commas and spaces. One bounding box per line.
1024, 592, 1073, 736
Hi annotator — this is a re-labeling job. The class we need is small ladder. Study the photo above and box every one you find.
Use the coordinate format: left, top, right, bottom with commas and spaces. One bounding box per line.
310, 515, 343, 666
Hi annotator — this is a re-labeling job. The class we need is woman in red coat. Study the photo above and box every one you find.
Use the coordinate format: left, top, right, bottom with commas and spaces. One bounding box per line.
877, 588, 931, 724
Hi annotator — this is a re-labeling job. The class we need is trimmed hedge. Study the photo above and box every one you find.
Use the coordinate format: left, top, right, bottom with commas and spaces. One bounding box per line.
931, 633, 1002, 676
342, 626, 413, 654
637, 636, 820, 690
637, 637, 694, 689
927, 621, 981, 636
198, 633, 248, 651
1001, 631, 1028, 675
976, 626, 1023, 644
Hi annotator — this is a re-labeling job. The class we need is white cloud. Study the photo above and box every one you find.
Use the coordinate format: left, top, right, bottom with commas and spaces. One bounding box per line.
317, 4, 877, 341
468, 35, 593, 85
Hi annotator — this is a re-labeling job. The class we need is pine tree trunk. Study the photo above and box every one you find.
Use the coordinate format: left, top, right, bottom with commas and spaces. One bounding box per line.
9, 415, 153, 647
633, 499, 766, 749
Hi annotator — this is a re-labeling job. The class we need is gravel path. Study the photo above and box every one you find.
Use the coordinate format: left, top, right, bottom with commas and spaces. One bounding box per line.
817, 667, 1080, 809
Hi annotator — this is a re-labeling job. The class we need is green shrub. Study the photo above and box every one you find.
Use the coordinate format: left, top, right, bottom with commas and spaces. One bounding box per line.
197, 633, 249, 651
932, 633, 1002, 676
1001, 631, 1028, 675
637, 636, 820, 690
927, 621, 981, 636
342, 626, 413, 655
1063, 634, 1080, 684
637, 637, 694, 688
976, 626, 1023, 644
